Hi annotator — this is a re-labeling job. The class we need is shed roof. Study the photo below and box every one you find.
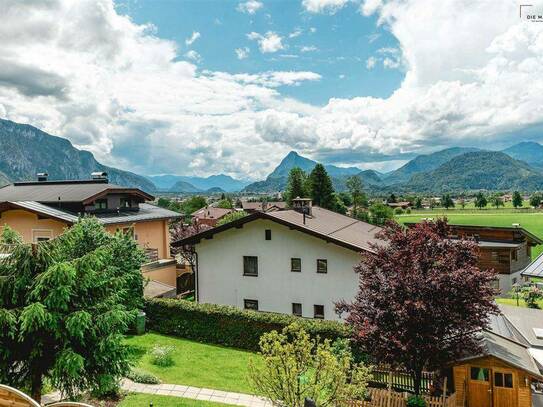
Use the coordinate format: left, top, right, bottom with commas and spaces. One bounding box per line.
173, 206, 383, 253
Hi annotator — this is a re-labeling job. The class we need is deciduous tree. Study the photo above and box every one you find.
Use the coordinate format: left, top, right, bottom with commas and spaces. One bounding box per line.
490, 193, 504, 209
474, 192, 488, 209
530, 193, 542, 208
441, 194, 454, 209
249, 323, 371, 407
346, 176, 367, 218
0, 218, 145, 402
337, 219, 498, 396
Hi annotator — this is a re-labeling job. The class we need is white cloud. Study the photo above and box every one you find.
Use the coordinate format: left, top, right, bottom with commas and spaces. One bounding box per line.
302, 0, 351, 14
213, 71, 321, 88
300, 45, 318, 52
185, 31, 200, 46
310, 27, 317, 33
235, 47, 250, 60
237, 0, 263, 14
247, 31, 284, 53
184, 50, 202, 62
365, 56, 377, 69
289, 28, 303, 38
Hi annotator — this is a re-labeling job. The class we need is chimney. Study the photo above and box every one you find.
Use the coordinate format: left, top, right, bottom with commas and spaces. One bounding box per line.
262, 201, 268, 212
37, 172, 48, 182
91, 171, 108, 182
292, 197, 312, 217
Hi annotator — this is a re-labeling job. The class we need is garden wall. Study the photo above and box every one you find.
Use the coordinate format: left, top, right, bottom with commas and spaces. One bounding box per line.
145, 298, 350, 351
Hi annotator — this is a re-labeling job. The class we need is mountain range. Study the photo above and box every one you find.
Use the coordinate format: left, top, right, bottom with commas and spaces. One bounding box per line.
147, 174, 250, 193
243, 144, 543, 194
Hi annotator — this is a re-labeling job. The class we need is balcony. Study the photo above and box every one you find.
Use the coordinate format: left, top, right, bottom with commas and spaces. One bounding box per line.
143, 247, 159, 263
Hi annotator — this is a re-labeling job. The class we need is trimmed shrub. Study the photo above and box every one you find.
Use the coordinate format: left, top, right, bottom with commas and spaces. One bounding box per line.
145, 298, 351, 351
407, 395, 426, 407
150, 345, 175, 367
126, 368, 161, 384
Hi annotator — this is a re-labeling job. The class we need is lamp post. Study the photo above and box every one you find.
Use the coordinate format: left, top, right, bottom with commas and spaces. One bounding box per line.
512, 282, 521, 306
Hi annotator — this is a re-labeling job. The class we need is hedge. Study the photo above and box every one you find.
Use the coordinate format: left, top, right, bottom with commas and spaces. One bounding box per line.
145, 298, 351, 351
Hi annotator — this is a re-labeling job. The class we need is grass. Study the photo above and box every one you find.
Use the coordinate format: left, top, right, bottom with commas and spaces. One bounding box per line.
396, 209, 543, 258
118, 393, 230, 407
125, 333, 262, 394
495, 297, 543, 309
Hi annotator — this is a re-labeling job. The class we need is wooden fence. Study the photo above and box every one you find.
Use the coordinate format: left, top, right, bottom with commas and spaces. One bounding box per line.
370, 366, 436, 394
344, 388, 457, 407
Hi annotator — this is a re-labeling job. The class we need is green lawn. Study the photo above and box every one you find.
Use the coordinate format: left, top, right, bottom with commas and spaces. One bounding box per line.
495, 297, 543, 309
125, 333, 262, 394
396, 210, 543, 258
119, 393, 230, 407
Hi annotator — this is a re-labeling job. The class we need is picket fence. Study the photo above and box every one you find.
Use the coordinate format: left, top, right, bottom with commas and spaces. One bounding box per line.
344, 388, 457, 407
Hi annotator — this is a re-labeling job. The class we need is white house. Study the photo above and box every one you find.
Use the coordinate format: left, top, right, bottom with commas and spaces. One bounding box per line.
173, 198, 382, 320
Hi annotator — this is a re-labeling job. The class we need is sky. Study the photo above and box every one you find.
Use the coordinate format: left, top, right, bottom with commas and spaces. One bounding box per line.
0, 0, 543, 180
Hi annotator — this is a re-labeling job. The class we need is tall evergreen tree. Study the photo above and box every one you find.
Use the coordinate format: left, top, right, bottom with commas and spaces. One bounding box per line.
346, 176, 367, 217
285, 167, 308, 205
0, 218, 145, 402
474, 192, 488, 209
308, 164, 335, 209
441, 193, 455, 209
512, 191, 523, 208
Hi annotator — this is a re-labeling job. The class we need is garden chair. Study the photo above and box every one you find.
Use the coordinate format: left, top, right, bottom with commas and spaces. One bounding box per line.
0, 384, 41, 407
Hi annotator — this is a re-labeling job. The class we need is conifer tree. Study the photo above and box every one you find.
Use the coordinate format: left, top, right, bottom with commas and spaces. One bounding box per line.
284, 167, 308, 205
308, 164, 335, 209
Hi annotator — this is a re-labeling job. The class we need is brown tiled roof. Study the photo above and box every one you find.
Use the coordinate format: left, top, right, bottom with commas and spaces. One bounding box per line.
191, 207, 233, 220
174, 206, 383, 253
241, 201, 287, 211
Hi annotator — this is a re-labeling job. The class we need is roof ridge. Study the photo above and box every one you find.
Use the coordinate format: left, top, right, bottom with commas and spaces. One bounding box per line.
326, 219, 360, 236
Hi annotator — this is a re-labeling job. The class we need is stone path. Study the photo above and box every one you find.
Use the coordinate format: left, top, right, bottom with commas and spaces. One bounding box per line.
43, 380, 273, 406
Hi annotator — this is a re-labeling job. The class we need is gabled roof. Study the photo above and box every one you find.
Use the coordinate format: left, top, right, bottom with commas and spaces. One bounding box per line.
0, 180, 154, 203
0, 201, 180, 225
521, 252, 543, 278
241, 201, 287, 211
173, 206, 383, 253
191, 207, 233, 220
497, 304, 543, 348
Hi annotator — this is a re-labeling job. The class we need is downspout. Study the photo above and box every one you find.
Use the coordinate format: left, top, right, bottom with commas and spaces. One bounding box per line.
194, 250, 200, 302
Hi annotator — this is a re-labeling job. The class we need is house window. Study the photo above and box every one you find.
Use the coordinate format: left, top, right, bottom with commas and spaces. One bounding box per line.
292, 303, 302, 316
32, 229, 53, 243
314, 305, 324, 319
244, 299, 259, 311
470, 367, 489, 382
291, 258, 301, 273
95, 199, 108, 210
512, 249, 518, 261
494, 372, 513, 388
120, 197, 131, 208
243, 256, 258, 276
36, 237, 50, 242
265, 229, 272, 240
317, 259, 327, 274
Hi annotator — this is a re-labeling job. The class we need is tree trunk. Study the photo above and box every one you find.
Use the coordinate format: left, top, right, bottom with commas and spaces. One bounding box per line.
31, 370, 42, 403
413, 369, 422, 396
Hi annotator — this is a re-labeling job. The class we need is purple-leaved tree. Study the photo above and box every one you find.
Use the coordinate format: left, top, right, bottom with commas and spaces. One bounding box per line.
337, 219, 498, 395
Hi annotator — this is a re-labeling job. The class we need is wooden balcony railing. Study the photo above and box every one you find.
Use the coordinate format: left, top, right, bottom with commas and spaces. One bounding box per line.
143, 247, 159, 263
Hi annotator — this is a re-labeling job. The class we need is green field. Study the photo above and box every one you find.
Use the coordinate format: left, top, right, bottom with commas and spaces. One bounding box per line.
396, 209, 543, 258
119, 393, 229, 407
125, 333, 262, 394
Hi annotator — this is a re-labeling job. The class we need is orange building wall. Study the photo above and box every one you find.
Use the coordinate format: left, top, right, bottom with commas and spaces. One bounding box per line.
0, 210, 68, 242
142, 262, 178, 286
105, 219, 171, 259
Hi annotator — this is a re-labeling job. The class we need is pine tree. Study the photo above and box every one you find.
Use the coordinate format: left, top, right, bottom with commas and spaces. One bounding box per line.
285, 167, 308, 205
0, 218, 145, 402
308, 164, 335, 209
441, 193, 455, 209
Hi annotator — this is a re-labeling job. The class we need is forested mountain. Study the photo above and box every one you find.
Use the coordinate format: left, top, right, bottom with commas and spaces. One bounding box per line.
404, 151, 543, 193
0, 118, 156, 191
148, 174, 250, 192
501, 142, 543, 169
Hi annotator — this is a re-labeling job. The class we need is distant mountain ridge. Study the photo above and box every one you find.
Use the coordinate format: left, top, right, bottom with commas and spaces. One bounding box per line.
148, 174, 250, 192
0, 118, 156, 191
501, 141, 543, 169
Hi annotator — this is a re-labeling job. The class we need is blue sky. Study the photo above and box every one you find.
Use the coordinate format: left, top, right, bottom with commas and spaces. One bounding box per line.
1, 1, 542, 180
117, 0, 404, 105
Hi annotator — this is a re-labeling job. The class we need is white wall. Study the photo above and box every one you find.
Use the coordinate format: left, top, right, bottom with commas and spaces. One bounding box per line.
196, 219, 362, 320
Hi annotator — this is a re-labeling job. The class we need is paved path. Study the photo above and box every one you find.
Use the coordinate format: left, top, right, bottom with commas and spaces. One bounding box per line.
43, 381, 273, 406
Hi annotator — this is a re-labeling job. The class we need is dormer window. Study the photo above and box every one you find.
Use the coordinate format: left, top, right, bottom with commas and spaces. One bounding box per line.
120, 197, 132, 208
95, 199, 108, 210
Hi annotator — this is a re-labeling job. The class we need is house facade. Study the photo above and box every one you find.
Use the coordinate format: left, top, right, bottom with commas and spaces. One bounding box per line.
406, 223, 542, 293
0, 173, 181, 293
173, 199, 382, 320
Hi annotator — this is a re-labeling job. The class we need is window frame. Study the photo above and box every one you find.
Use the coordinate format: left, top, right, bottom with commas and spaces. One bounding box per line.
470, 367, 490, 382
95, 199, 108, 210
314, 304, 324, 319
243, 256, 259, 277
265, 229, 272, 240
291, 258, 302, 273
244, 299, 259, 311
317, 259, 328, 274
292, 302, 302, 317
120, 197, 132, 208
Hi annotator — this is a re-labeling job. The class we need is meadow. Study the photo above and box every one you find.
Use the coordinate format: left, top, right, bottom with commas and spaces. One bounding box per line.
396, 207, 543, 258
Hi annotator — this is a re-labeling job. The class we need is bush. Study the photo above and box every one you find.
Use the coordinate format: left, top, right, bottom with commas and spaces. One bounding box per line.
145, 298, 351, 351
522, 286, 543, 309
407, 395, 427, 407
394, 208, 404, 215
406, 208, 411, 214
126, 368, 161, 384
150, 345, 175, 367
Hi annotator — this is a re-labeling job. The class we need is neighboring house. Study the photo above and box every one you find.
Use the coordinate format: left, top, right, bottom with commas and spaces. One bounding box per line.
452, 304, 543, 407
386, 201, 411, 210
241, 201, 287, 213
0, 173, 181, 292
173, 198, 382, 320
521, 252, 543, 282
191, 206, 233, 227
406, 223, 542, 293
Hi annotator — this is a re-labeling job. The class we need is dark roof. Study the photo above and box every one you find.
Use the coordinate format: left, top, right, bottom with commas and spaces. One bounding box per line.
521, 252, 543, 278
405, 222, 543, 245
173, 206, 383, 253
0, 201, 180, 225
459, 330, 543, 379
0, 180, 154, 203
191, 207, 233, 219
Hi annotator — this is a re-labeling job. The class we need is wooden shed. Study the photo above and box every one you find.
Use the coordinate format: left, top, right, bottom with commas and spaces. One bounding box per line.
452, 330, 542, 407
